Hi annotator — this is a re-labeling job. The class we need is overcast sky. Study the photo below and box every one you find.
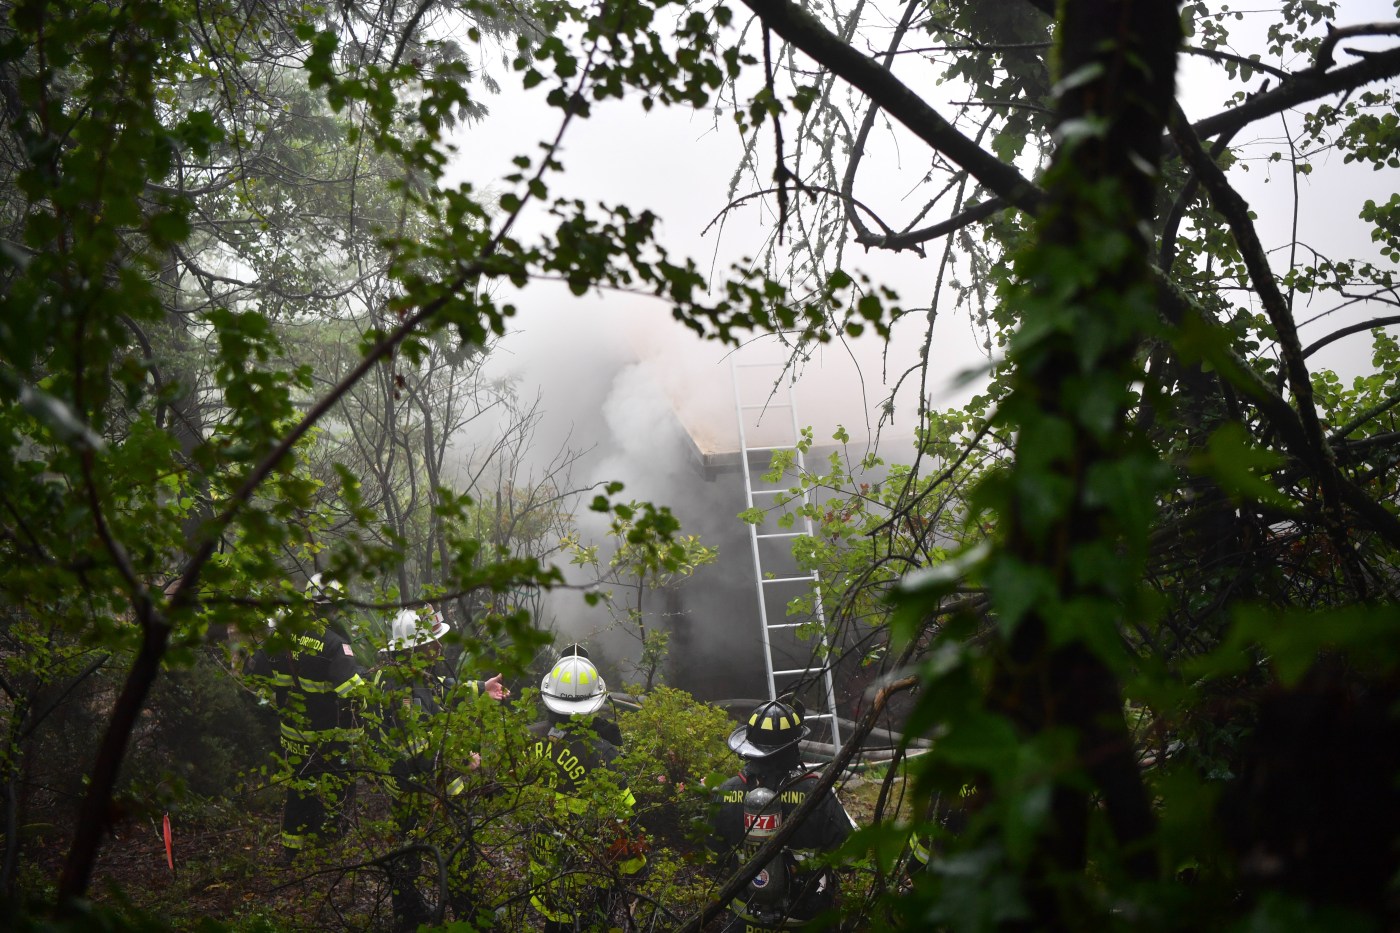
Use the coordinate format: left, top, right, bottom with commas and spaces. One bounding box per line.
448, 0, 1397, 465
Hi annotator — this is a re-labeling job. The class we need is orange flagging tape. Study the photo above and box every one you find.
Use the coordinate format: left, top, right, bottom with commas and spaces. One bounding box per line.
163, 813, 173, 871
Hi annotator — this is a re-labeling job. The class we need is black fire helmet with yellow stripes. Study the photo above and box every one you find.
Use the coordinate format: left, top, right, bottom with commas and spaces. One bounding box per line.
727, 698, 811, 759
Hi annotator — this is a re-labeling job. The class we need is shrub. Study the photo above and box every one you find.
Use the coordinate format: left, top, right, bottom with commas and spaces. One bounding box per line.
615, 685, 735, 849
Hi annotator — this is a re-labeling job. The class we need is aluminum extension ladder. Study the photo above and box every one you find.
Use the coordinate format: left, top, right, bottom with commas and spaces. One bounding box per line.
731, 349, 843, 754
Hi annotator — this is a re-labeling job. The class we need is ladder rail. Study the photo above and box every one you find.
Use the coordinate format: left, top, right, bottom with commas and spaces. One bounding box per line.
783, 371, 843, 754
732, 355, 779, 703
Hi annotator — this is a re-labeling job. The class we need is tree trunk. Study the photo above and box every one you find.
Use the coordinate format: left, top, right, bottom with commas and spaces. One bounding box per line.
989, 1, 1181, 925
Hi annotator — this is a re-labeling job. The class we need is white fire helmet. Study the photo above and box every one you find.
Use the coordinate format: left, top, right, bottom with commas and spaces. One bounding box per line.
388, 604, 449, 651
540, 655, 607, 715
305, 573, 346, 603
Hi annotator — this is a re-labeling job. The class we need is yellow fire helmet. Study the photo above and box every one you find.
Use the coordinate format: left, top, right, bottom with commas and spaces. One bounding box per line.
541, 654, 608, 715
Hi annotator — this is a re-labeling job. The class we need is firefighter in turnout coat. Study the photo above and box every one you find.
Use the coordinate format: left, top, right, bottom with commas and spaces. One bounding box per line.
526, 654, 646, 932
709, 699, 854, 931
374, 604, 509, 931
248, 574, 366, 860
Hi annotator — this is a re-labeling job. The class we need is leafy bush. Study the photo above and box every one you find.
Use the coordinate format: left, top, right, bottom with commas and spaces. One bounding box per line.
127, 653, 278, 803
615, 685, 735, 849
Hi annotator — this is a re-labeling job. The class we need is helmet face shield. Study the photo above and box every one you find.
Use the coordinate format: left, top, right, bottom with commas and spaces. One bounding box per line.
727, 699, 810, 759
541, 655, 607, 715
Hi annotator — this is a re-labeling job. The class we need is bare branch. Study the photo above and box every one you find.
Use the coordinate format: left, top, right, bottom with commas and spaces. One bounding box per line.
1184, 45, 1400, 149
1302, 314, 1400, 361
1182, 44, 1292, 80
853, 196, 1005, 252
735, 0, 1045, 214
1306, 21, 1400, 74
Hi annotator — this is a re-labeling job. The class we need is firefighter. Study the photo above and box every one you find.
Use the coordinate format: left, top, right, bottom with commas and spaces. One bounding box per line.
549, 643, 623, 747
381, 604, 509, 703
526, 654, 646, 932
708, 698, 854, 931
905, 781, 976, 876
248, 573, 366, 862
374, 603, 507, 931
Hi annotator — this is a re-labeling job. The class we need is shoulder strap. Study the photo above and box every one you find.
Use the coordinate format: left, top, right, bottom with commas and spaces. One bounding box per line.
767, 768, 822, 797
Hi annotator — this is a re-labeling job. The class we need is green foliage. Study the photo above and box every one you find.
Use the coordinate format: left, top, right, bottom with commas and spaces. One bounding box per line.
565, 497, 717, 688
4, 0, 1400, 928
126, 654, 277, 802
1194, 603, 1400, 687
611, 687, 733, 928
1360, 193, 1400, 263
698, 1, 1400, 930
615, 685, 733, 833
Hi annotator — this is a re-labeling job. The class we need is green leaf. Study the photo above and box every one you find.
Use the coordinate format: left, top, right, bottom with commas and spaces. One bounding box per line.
1188, 423, 1290, 507
1196, 604, 1400, 687
983, 555, 1057, 635
899, 540, 991, 597
14, 380, 106, 452
147, 210, 190, 248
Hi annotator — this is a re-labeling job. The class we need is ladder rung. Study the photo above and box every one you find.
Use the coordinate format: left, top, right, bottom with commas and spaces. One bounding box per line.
749, 489, 789, 496
767, 622, 803, 630
773, 667, 827, 676
755, 532, 803, 540
741, 403, 793, 410
762, 575, 817, 585
802, 712, 835, 720
745, 445, 797, 453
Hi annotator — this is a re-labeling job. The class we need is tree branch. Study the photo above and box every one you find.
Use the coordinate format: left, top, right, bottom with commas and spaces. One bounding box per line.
1305, 21, 1400, 75
840, 0, 921, 247
1182, 45, 1400, 150
1182, 44, 1292, 80
853, 197, 1006, 253
674, 663, 921, 933
736, 0, 1045, 215
1170, 104, 1331, 455
1165, 103, 1393, 589
1157, 272, 1400, 552
1302, 314, 1400, 361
